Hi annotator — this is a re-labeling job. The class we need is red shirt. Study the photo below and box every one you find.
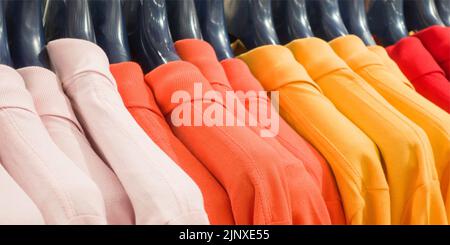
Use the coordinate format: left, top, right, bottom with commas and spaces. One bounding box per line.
387, 37, 450, 113
414, 25, 450, 81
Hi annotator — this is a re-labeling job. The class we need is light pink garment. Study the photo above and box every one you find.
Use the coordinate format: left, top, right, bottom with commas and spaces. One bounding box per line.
0, 64, 107, 225
46, 38, 209, 225
19, 66, 135, 225
0, 163, 45, 225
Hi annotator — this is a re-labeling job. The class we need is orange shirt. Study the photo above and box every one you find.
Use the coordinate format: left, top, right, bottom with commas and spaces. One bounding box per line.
221, 57, 345, 224
175, 39, 336, 224
145, 61, 294, 225
111, 62, 234, 225
239, 44, 390, 224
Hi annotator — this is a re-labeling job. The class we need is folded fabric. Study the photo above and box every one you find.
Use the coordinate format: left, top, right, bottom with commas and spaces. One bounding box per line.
20, 66, 135, 225
46, 38, 209, 225
220, 57, 346, 224
0, 163, 45, 225
330, 35, 450, 221
110, 61, 235, 225
239, 45, 390, 225
386, 36, 450, 113
174, 39, 333, 225
367, 45, 414, 89
146, 60, 293, 225
288, 37, 447, 224
0, 64, 107, 225
414, 25, 450, 80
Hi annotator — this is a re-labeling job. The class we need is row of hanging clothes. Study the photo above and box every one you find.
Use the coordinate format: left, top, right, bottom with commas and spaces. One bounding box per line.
0, 0, 449, 225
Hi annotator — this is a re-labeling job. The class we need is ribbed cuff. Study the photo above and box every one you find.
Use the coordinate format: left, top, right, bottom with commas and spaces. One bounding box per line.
238, 45, 320, 92
18, 66, 83, 131
221, 58, 265, 92
0, 65, 36, 111
386, 37, 445, 81
286, 37, 348, 81
46, 38, 116, 88
175, 39, 232, 90
144, 61, 218, 116
110, 61, 162, 117
329, 35, 384, 71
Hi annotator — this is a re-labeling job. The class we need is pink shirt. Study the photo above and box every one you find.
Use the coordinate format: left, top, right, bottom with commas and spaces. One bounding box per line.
20, 66, 135, 225
0, 162, 44, 224
46, 38, 209, 225
0, 64, 107, 225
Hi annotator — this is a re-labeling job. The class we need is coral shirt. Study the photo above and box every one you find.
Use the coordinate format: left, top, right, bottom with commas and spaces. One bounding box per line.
174, 39, 334, 224
220, 58, 345, 224
110, 61, 234, 225
146, 61, 297, 225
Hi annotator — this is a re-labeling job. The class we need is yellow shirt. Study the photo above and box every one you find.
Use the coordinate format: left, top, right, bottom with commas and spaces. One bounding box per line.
286, 37, 447, 224
330, 35, 450, 222
239, 45, 390, 224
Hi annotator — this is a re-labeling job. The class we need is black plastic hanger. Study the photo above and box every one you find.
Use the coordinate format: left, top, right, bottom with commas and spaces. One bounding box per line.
0, 0, 13, 66
122, 0, 140, 36
43, 0, 65, 42
90, 0, 131, 63
404, 0, 444, 31
194, 0, 233, 60
64, 0, 96, 42
44, 0, 96, 43
6, 0, 49, 68
435, 0, 450, 26
306, 0, 349, 41
339, 0, 376, 45
367, 0, 408, 46
272, 0, 314, 44
225, 0, 279, 49
166, 0, 202, 41
126, 0, 179, 73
